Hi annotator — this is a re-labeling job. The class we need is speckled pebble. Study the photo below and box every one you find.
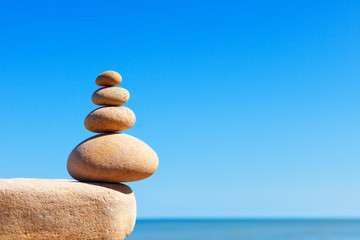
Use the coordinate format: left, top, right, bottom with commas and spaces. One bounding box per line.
92, 87, 130, 106
67, 133, 159, 182
95, 71, 122, 86
84, 106, 135, 133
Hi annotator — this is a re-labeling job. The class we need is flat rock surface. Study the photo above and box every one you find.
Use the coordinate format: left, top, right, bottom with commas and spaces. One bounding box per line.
0, 179, 136, 240
67, 133, 159, 182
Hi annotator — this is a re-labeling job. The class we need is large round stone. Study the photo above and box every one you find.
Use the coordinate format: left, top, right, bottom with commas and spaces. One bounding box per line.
96, 71, 122, 86
84, 106, 135, 133
92, 87, 130, 106
67, 133, 159, 182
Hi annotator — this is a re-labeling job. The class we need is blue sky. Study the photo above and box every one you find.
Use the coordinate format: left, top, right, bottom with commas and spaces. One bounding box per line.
1, 0, 360, 218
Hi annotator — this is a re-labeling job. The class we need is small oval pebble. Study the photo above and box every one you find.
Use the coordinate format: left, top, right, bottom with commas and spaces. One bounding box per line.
92, 87, 130, 106
95, 71, 122, 86
84, 106, 135, 133
67, 133, 159, 182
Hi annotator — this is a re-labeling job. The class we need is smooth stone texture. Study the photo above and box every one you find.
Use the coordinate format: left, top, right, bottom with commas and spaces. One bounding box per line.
67, 133, 159, 182
84, 106, 136, 133
92, 87, 130, 106
0, 178, 136, 240
95, 71, 122, 86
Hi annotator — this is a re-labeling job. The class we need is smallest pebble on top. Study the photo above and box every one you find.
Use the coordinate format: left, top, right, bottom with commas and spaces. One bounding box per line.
96, 70, 122, 86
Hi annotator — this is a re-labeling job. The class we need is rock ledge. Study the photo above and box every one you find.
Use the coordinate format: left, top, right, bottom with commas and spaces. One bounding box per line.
0, 178, 136, 240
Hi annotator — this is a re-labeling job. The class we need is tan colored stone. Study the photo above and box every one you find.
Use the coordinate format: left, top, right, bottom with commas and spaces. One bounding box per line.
0, 178, 136, 240
95, 71, 122, 86
67, 133, 159, 182
92, 87, 130, 106
84, 106, 136, 133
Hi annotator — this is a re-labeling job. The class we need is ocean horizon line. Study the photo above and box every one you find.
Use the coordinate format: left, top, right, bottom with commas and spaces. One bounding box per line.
136, 217, 360, 222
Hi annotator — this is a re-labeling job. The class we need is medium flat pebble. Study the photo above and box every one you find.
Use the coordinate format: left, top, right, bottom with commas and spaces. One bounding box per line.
84, 106, 136, 133
92, 87, 130, 106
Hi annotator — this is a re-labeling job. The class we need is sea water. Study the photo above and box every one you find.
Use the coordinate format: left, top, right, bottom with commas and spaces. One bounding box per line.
127, 219, 360, 240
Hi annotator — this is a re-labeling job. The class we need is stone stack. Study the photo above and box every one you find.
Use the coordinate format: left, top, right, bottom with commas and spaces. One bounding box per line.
0, 71, 158, 240
67, 70, 159, 182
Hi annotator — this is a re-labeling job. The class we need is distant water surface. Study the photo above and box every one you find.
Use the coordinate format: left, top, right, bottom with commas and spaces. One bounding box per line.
127, 219, 360, 240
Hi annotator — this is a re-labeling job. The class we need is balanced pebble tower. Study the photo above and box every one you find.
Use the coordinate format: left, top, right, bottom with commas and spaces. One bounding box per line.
67, 71, 159, 183
66, 70, 159, 236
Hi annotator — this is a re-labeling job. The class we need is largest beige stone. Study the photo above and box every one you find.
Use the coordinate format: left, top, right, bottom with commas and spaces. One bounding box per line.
0, 179, 136, 240
67, 133, 159, 182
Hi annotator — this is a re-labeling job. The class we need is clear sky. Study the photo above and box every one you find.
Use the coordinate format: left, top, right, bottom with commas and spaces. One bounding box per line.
1, 0, 360, 219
